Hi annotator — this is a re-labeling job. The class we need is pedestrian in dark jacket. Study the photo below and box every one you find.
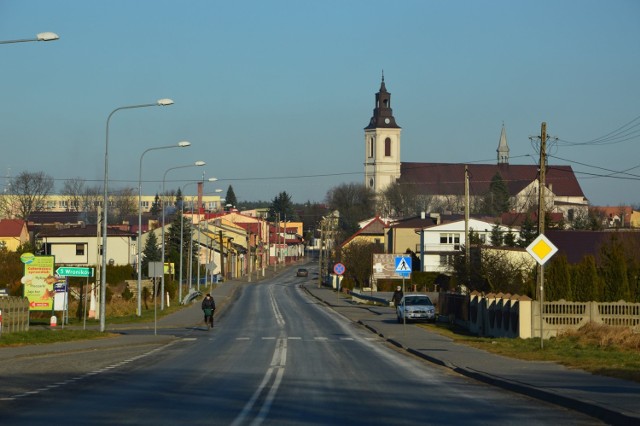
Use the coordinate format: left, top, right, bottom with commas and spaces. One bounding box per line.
391, 286, 403, 306
202, 293, 216, 327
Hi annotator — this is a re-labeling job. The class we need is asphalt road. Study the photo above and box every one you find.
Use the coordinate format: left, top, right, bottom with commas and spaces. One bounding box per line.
0, 266, 602, 425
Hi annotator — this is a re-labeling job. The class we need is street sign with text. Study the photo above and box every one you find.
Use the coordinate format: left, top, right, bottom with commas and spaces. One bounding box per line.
55, 267, 94, 277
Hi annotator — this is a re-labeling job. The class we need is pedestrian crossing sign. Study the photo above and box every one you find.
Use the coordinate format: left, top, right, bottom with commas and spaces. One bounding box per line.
395, 256, 412, 277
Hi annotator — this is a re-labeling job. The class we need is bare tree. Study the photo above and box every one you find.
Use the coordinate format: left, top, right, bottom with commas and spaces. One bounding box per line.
111, 187, 137, 224
61, 177, 86, 211
325, 182, 375, 239
0, 171, 54, 219
378, 181, 433, 218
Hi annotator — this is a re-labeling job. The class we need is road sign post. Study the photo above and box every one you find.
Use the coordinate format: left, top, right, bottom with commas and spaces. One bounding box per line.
526, 234, 559, 349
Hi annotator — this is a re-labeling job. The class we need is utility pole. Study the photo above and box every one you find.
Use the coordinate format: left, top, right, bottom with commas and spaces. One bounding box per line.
464, 165, 470, 283
318, 218, 324, 289
95, 205, 102, 321
219, 230, 225, 280
537, 122, 547, 348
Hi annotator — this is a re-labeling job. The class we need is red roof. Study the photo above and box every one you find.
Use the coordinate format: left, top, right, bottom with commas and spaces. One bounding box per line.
340, 216, 387, 247
400, 163, 585, 198
0, 219, 27, 237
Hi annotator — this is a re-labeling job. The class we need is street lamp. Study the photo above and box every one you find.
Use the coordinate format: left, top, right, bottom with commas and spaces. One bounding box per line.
161, 161, 206, 310
178, 178, 216, 304
0, 32, 59, 44
195, 178, 219, 290
100, 98, 173, 333
136, 141, 190, 316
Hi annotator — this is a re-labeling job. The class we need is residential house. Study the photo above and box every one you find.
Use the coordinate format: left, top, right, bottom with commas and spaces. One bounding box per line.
419, 218, 511, 273
37, 225, 136, 266
340, 216, 387, 250
592, 206, 640, 229
0, 219, 29, 251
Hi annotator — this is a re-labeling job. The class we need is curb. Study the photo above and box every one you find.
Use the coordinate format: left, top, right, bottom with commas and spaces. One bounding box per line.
303, 285, 638, 426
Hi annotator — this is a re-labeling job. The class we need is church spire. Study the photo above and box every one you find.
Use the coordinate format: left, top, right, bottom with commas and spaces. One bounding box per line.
365, 73, 399, 130
497, 122, 510, 164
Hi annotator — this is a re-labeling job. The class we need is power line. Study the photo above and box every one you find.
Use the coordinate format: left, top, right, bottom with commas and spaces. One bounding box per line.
556, 113, 640, 146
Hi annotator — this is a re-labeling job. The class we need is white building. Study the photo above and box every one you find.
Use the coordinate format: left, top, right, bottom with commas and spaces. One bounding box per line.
37, 225, 136, 266
419, 218, 512, 273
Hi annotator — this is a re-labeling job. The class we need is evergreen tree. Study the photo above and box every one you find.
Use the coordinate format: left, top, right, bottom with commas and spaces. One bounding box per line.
545, 254, 572, 301
225, 185, 238, 210
599, 235, 631, 301
572, 255, 600, 302
489, 222, 503, 246
518, 216, 537, 248
142, 231, 161, 278
165, 211, 198, 281
268, 191, 296, 221
175, 188, 183, 211
503, 229, 517, 247
482, 173, 511, 216
150, 193, 162, 217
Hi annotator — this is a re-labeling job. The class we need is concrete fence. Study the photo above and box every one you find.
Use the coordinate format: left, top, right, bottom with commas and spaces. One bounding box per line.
0, 297, 30, 334
441, 291, 640, 339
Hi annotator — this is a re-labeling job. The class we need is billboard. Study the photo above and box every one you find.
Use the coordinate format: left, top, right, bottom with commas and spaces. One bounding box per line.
22, 255, 56, 311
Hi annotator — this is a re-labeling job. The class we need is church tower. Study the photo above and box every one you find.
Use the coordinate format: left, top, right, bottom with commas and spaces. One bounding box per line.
497, 123, 510, 164
364, 74, 401, 194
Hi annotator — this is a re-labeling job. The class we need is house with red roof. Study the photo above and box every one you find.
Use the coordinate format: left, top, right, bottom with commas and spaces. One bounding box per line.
0, 219, 29, 251
591, 206, 640, 229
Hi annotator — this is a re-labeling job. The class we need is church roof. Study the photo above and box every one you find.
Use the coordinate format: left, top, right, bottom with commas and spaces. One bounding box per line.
399, 162, 586, 198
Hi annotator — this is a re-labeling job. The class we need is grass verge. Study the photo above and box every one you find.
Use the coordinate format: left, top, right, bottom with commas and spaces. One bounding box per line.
0, 329, 114, 347
1, 299, 190, 347
419, 322, 640, 383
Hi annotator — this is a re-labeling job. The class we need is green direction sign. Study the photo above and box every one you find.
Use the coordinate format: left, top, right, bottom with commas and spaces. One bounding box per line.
56, 267, 94, 277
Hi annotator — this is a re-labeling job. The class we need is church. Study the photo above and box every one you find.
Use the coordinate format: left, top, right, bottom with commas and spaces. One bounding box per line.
363, 76, 589, 221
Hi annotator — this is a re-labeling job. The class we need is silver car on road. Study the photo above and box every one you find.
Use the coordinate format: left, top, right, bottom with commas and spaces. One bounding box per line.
396, 294, 436, 323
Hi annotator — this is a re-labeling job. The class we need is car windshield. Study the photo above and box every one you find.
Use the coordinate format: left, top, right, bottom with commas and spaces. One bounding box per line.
404, 296, 432, 306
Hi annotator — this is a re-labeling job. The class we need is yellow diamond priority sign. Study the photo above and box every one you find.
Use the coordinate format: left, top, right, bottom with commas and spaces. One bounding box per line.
526, 234, 558, 265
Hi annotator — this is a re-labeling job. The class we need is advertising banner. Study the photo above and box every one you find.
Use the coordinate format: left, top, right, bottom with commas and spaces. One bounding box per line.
22, 255, 56, 311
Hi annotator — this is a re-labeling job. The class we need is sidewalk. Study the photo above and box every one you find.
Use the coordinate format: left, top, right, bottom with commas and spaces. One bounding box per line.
302, 284, 640, 426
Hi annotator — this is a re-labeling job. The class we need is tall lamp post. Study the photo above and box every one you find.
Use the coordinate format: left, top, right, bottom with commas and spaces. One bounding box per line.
137, 141, 191, 316
195, 178, 219, 290
100, 98, 173, 333
0, 32, 59, 44
179, 180, 220, 302
161, 161, 206, 310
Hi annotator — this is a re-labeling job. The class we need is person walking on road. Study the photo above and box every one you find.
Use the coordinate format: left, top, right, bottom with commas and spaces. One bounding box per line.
391, 286, 403, 307
202, 293, 216, 329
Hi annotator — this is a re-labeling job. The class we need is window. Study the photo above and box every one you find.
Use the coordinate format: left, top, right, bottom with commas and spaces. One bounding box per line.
439, 254, 454, 266
439, 233, 460, 244
47, 200, 55, 209
141, 201, 149, 208
59, 200, 68, 208
76, 244, 85, 256
385, 137, 391, 156
369, 137, 374, 157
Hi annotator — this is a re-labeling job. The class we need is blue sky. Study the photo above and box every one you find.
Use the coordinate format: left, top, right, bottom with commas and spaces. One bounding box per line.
1, 0, 639, 206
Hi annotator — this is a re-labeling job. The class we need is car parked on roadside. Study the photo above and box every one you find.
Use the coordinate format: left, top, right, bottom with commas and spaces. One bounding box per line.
396, 294, 436, 323
296, 268, 309, 277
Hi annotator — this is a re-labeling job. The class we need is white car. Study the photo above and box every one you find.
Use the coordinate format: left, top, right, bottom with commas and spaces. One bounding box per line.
396, 294, 436, 323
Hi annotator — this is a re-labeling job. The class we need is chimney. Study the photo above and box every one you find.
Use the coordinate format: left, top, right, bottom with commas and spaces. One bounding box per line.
197, 182, 203, 215
430, 212, 441, 225
420, 211, 426, 220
